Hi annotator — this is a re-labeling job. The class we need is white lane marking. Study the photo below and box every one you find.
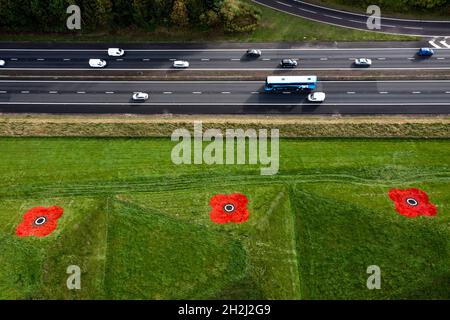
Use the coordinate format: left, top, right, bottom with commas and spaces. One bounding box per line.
262, 58, 271, 61
403, 26, 423, 30
3, 102, 449, 106
105, 91, 114, 94
324, 14, 342, 20
10, 58, 18, 61
282, 92, 291, 94
412, 91, 421, 94
116, 59, 123, 61
37, 58, 45, 61
251, 91, 259, 94
276, 1, 292, 7
142, 58, 150, 61
320, 57, 328, 60
439, 40, 450, 48
297, 8, 316, 14
407, 57, 415, 60
77, 91, 86, 94
63, 58, 71, 61
446, 91, 450, 94
21, 91, 29, 93
169, 58, 177, 61
381, 24, 397, 28
379, 92, 389, 94
347, 91, 356, 94
377, 57, 386, 60
163, 91, 172, 94
221, 91, 231, 94
49, 91, 58, 94
437, 57, 445, 60
349, 19, 364, 24
429, 39, 441, 48
201, 58, 210, 61
231, 58, 240, 61
0, 91, 7, 93
192, 91, 202, 94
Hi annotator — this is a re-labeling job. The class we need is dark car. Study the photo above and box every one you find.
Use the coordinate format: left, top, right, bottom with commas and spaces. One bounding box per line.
280, 58, 298, 68
246, 49, 262, 57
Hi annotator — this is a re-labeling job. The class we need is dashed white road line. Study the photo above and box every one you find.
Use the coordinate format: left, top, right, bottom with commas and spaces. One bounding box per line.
163, 91, 172, 94
379, 92, 389, 94
63, 58, 71, 61
142, 58, 150, 61
37, 58, 45, 61
276, 1, 292, 7
77, 91, 86, 94
49, 91, 58, 94
10, 58, 18, 61
412, 91, 421, 94
0, 91, 7, 93
324, 14, 342, 20
297, 8, 316, 14
201, 58, 210, 61
192, 91, 202, 94
221, 91, 231, 94
105, 91, 114, 94
21, 91, 29, 93
347, 91, 356, 94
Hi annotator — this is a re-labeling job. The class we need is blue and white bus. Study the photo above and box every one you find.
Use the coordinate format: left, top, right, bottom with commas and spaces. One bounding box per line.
264, 76, 317, 93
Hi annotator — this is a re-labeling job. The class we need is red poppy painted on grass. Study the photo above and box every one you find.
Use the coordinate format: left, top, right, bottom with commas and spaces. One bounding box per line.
16, 206, 64, 237
210, 193, 249, 224
388, 188, 437, 218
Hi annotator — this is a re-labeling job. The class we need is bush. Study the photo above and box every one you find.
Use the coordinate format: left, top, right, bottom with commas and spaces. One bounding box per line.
220, 0, 261, 33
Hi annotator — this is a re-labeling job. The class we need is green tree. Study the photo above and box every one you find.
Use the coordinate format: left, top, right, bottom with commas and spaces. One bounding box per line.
170, 0, 189, 27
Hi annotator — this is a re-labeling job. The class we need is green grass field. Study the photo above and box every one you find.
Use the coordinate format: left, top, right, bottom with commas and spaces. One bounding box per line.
0, 137, 448, 299
0, 1, 414, 42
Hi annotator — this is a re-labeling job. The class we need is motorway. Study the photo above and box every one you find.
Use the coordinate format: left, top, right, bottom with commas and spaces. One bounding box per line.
252, 0, 450, 37
1, 80, 449, 114
1, 47, 450, 70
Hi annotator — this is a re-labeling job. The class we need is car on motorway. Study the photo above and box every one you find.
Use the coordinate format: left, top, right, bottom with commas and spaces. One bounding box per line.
0, 59, 5, 67
280, 58, 298, 68
307, 92, 326, 102
132, 92, 149, 101
89, 59, 107, 68
172, 60, 190, 68
417, 48, 434, 57
246, 49, 261, 58
108, 48, 125, 57
354, 58, 372, 67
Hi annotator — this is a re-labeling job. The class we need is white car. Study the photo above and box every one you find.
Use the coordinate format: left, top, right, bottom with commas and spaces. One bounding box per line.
89, 59, 107, 68
172, 60, 190, 68
354, 58, 372, 67
132, 92, 149, 101
308, 92, 326, 102
108, 48, 125, 57
0, 59, 5, 67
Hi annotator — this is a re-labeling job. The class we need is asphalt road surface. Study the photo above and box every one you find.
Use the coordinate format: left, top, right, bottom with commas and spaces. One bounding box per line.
0, 47, 449, 70
252, 0, 450, 37
0, 80, 449, 114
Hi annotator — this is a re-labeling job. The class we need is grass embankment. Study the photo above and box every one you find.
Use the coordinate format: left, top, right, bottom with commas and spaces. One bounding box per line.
0, 138, 448, 299
0, 115, 449, 138
0, 1, 414, 42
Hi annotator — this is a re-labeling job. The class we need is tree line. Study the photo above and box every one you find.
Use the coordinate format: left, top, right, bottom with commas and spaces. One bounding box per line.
0, 0, 261, 33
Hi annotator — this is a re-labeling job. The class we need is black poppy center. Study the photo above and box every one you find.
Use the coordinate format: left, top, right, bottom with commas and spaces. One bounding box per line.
224, 204, 235, 213
34, 216, 47, 226
406, 198, 418, 206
